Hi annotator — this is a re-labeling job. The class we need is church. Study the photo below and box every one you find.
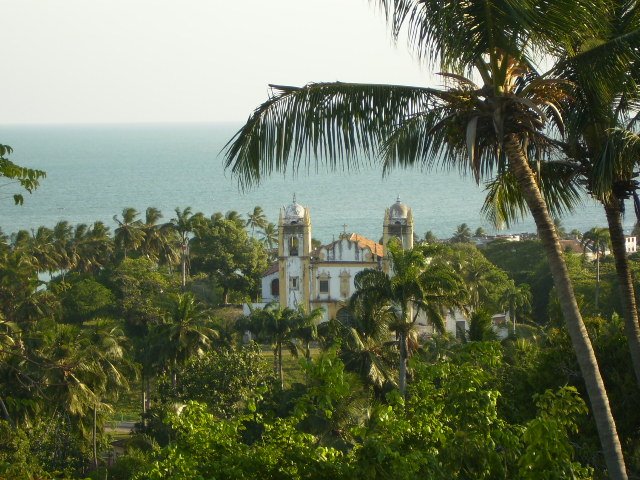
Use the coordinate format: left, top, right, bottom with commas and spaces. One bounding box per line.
250, 196, 417, 323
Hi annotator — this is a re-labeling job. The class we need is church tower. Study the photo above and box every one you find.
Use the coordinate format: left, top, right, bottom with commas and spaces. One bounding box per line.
278, 196, 312, 311
382, 197, 414, 273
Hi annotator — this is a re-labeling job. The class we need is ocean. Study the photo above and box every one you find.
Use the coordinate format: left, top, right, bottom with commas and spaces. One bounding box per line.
0, 122, 617, 244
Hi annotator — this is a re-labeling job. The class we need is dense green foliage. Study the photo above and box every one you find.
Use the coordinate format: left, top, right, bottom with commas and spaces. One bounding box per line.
0, 203, 640, 478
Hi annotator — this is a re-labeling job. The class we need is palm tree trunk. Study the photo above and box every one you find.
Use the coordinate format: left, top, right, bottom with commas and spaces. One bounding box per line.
604, 201, 640, 385
0, 397, 11, 425
596, 250, 601, 310
145, 375, 151, 412
398, 330, 408, 397
505, 134, 627, 479
278, 344, 284, 389
93, 403, 98, 469
181, 248, 187, 289
142, 372, 147, 414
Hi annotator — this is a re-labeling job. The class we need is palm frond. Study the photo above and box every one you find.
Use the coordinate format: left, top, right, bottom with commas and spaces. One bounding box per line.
224, 82, 438, 188
482, 160, 584, 228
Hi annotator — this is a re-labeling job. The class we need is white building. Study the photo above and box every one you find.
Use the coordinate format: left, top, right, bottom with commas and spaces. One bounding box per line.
246, 197, 466, 336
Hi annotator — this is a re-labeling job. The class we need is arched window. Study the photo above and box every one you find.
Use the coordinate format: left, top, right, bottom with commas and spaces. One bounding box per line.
289, 236, 299, 256
270, 278, 279, 297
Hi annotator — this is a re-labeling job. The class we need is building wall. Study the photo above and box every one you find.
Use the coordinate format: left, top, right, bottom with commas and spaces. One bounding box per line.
260, 271, 280, 303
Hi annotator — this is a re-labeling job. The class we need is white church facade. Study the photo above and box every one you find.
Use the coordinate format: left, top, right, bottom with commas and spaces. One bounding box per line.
247, 197, 466, 334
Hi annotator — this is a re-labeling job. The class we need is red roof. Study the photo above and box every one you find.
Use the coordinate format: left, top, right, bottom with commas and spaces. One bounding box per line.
262, 263, 279, 277
348, 233, 385, 258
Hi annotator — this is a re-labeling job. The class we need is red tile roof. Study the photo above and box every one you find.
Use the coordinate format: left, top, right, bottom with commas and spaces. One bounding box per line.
348, 233, 385, 258
262, 263, 279, 277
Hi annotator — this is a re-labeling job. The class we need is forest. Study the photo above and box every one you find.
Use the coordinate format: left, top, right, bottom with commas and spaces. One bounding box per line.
0, 201, 639, 479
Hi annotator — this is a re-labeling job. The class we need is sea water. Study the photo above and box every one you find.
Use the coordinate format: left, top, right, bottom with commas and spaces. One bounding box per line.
0, 123, 616, 243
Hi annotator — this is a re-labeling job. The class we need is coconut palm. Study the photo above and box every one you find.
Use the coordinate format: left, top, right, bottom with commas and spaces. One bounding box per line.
224, 210, 245, 227
500, 281, 532, 335
223, 2, 629, 474
351, 240, 466, 396
582, 227, 611, 310
113, 207, 145, 260
153, 292, 218, 387
296, 306, 324, 361
451, 223, 472, 243
551, 2, 640, 391
259, 222, 278, 257
74, 221, 113, 274
170, 207, 196, 288
52, 221, 75, 277
140, 207, 179, 267
338, 297, 396, 390
247, 206, 268, 236
247, 303, 306, 388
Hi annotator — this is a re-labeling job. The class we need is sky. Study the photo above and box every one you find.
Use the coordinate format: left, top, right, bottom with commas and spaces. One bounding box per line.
1, 0, 432, 124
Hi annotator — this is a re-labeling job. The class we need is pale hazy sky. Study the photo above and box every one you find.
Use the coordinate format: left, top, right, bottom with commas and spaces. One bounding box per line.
1, 0, 431, 124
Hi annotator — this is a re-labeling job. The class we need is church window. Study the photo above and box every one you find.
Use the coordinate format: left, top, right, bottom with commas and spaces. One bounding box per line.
319, 280, 329, 294
289, 276, 299, 290
289, 237, 299, 256
270, 279, 279, 296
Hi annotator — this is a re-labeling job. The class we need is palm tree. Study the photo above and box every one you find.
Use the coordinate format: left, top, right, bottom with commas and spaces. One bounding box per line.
223, 2, 628, 474
28, 226, 60, 275
553, 3, 640, 390
52, 221, 75, 277
582, 227, 611, 310
451, 223, 472, 243
248, 303, 305, 388
351, 241, 466, 395
295, 307, 323, 361
113, 207, 145, 260
154, 292, 218, 387
246, 206, 268, 236
224, 210, 245, 227
170, 207, 196, 288
339, 297, 396, 391
140, 207, 179, 267
259, 222, 278, 258
423, 230, 437, 243
75, 221, 113, 274
500, 281, 532, 335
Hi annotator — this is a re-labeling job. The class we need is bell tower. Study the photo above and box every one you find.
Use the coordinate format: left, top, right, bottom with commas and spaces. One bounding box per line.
382, 196, 414, 272
278, 195, 312, 310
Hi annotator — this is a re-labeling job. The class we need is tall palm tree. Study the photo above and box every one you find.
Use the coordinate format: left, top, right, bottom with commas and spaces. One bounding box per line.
223, 2, 629, 475
351, 241, 466, 395
140, 207, 179, 267
259, 222, 278, 258
246, 206, 268, 236
582, 227, 612, 310
500, 281, 532, 335
52, 221, 75, 277
553, 2, 640, 389
170, 207, 196, 288
113, 207, 145, 260
248, 303, 305, 389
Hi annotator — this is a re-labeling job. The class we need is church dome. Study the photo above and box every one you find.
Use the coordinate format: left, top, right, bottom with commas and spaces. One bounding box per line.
389, 197, 409, 221
284, 201, 305, 223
